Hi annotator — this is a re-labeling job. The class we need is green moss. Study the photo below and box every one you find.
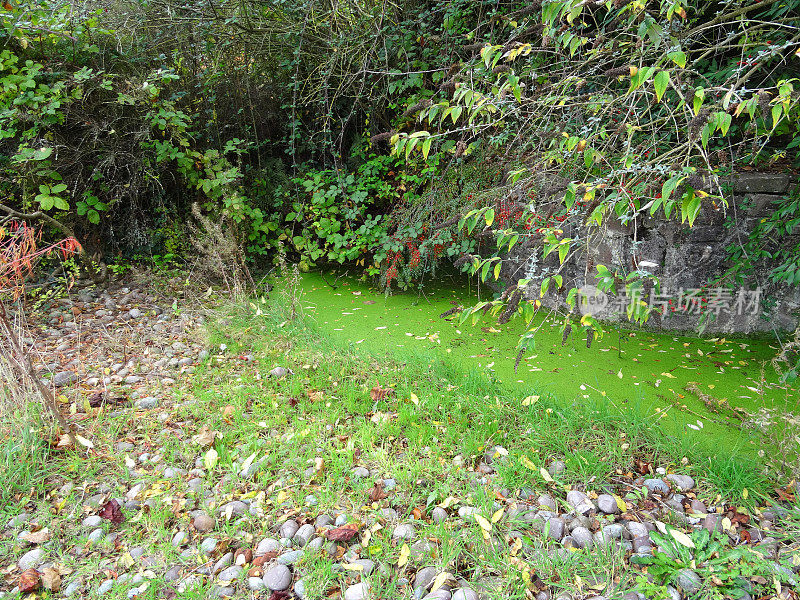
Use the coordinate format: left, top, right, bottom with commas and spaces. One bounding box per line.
298, 272, 798, 459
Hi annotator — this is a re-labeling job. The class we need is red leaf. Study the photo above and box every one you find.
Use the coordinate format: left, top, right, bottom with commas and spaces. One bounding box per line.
370, 386, 394, 401
268, 591, 290, 600
368, 482, 388, 502
325, 525, 360, 542
19, 569, 41, 593
99, 499, 124, 525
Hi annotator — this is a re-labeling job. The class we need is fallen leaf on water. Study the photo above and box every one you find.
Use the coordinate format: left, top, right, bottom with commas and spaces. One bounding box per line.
99, 499, 124, 525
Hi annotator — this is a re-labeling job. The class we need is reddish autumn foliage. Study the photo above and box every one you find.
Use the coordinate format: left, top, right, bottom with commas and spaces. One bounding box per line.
99, 499, 125, 524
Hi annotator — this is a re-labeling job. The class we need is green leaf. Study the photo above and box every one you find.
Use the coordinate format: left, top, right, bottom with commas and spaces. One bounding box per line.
667, 50, 686, 68
53, 197, 69, 211
450, 106, 463, 124
484, 208, 495, 226
654, 70, 669, 102
493, 261, 502, 280
51, 183, 67, 194
88, 210, 100, 224
422, 137, 431, 159
717, 112, 732, 136
662, 175, 683, 202
38, 195, 54, 210
558, 242, 569, 264
772, 104, 783, 129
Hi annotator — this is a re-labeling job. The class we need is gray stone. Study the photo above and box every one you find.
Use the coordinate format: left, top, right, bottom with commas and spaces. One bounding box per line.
484, 445, 508, 464
294, 524, 315, 547
218, 566, 243, 581
571, 527, 593, 549
213, 552, 233, 574
602, 524, 625, 540
315, 514, 333, 528
135, 397, 158, 410
432, 507, 448, 524
200, 538, 219, 554
666, 474, 695, 492
676, 569, 702, 595
457, 506, 479, 518
644, 479, 670, 494
280, 519, 299, 539
410, 540, 437, 561
211, 585, 235, 598
344, 582, 370, 600
165, 566, 182, 582
548, 460, 566, 476
597, 494, 621, 514
172, 531, 188, 547
351, 559, 375, 575
82, 515, 103, 527
566, 490, 595, 515
546, 517, 565, 541
306, 537, 324, 551
269, 366, 293, 378
263, 565, 292, 591
129, 308, 142, 318
352, 466, 370, 478
18, 548, 44, 570
248, 577, 266, 591
277, 550, 304, 565
255, 538, 280, 556
98, 580, 114, 595
295, 578, 307, 599
53, 371, 77, 387
415, 567, 437, 591
452, 589, 479, 600
537, 494, 557, 511
393, 523, 416, 540
64, 580, 82, 597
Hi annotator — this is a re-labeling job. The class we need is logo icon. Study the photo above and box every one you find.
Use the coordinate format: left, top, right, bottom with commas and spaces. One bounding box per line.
577, 285, 609, 316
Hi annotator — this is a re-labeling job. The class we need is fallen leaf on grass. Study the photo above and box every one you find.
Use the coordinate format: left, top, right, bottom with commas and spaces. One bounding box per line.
325, 525, 360, 541
18, 569, 40, 593
41, 567, 61, 592
99, 499, 124, 525
370, 386, 394, 401
368, 482, 388, 502
192, 426, 215, 447
397, 543, 410, 567
20, 528, 50, 544
268, 591, 290, 600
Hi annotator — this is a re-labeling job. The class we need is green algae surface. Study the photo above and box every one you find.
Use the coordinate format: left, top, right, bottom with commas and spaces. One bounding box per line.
297, 272, 798, 456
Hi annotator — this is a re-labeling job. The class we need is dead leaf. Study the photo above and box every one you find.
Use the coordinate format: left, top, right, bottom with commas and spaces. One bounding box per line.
368, 482, 388, 502
325, 525, 360, 542
21, 528, 51, 544
370, 386, 394, 401
98, 499, 124, 525
18, 569, 40, 593
41, 567, 61, 592
192, 426, 215, 447
412, 507, 423, 519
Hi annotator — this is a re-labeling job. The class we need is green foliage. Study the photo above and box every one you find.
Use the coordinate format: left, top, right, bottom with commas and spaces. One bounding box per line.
632, 525, 792, 600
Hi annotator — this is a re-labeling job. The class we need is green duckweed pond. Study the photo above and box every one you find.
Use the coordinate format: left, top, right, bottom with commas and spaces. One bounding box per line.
297, 272, 798, 457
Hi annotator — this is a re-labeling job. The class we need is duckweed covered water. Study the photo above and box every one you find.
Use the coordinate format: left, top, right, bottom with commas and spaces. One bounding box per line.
298, 272, 798, 455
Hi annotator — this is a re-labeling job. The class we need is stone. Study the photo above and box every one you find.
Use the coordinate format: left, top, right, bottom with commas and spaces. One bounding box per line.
269, 366, 293, 378
483, 445, 508, 464
219, 566, 243, 581
200, 538, 219, 554
571, 527, 593, 549
53, 371, 77, 387
280, 519, 299, 539
676, 569, 701, 595
415, 567, 437, 591
597, 494, 620, 514
64, 580, 82, 597
165, 566, 182, 582
129, 308, 142, 318
255, 538, 280, 556
248, 577, 266, 591
666, 474, 695, 492
352, 466, 370, 478
452, 589, 479, 600
194, 513, 216, 532
644, 479, 670, 494
410, 540, 437, 561
210, 585, 235, 597
82, 515, 103, 527
546, 517, 565, 541
295, 579, 307, 598
213, 552, 233, 574
548, 460, 566, 476
432, 507, 448, 524
458, 506, 479, 518
351, 559, 375, 575
306, 537, 324, 551
263, 565, 292, 591
135, 397, 158, 410
566, 490, 595, 515
344, 582, 370, 600
293, 524, 315, 547
393, 523, 416, 540
537, 494, 557, 511
18, 548, 44, 570
172, 531, 188, 547
277, 550, 304, 565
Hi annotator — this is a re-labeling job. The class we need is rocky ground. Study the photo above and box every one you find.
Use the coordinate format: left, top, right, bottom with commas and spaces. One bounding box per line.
1, 279, 799, 600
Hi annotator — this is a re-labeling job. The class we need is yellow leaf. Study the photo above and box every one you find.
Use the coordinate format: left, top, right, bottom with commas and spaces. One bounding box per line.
614, 495, 627, 513
520, 456, 536, 470
510, 537, 523, 556
75, 435, 93, 449
397, 543, 410, 567
491, 507, 505, 523
522, 395, 539, 406
438, 496, 459, 509
474, 514, 492, 533
203, 448, 219, 470
669, 528, 695, 548
431, 572, 451, 593
409, 392, 419, 406
540, 467, 554, 483
742, 488, 749, 500
342, 563, 364, 572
